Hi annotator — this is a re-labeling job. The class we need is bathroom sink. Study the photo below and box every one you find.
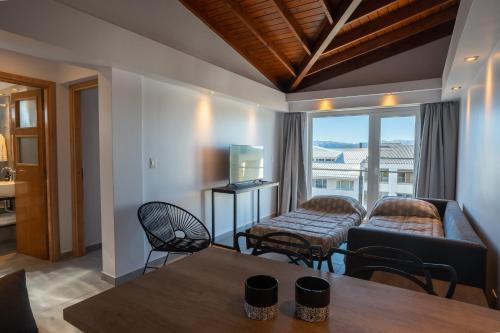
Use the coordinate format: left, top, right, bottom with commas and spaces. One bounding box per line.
0, 181, 15, 197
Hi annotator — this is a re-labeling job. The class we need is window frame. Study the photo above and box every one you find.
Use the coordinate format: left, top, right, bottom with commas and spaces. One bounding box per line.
314, 178, 327, 189
308, 106, 420, 212
335, 179, 354, 191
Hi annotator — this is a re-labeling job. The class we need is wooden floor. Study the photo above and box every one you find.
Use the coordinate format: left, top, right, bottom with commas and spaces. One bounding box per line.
0, 249, 112, 333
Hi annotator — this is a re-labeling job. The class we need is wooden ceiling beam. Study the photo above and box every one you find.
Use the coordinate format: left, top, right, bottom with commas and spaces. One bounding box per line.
178, 0, 284, 89
223, 0, 296, 77
318, 0, 334, 24
310, 4, 458, 75
288, 0, 362, 92
270, 0, 311, 56
299, 21, 455, 90
324, 0, 451, 57
348, 0, 396, 22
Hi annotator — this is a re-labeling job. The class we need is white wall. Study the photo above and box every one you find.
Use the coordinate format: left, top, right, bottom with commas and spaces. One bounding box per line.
80, 87, 101, 247
141, 77, 281, 236
105, 71, 281, 277
456, 38, 500, 305
0, 48, 97, 253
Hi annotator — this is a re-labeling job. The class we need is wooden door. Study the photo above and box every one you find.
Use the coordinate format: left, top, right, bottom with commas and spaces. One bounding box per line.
12, 90, 48, 259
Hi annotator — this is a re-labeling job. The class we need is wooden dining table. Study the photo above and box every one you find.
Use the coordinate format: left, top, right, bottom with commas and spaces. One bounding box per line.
63, 247, 500, 332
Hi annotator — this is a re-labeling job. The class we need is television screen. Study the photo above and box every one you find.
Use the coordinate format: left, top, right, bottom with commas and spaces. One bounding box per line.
229, 145, 264, 184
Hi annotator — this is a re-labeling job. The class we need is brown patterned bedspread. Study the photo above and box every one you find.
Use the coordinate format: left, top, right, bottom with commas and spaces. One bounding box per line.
361, 197, 444, 238
249, 196, 365, 254
361, 216, 444, 238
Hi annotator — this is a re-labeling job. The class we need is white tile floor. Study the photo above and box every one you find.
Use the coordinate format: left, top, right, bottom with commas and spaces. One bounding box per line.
0, 250, 112, 333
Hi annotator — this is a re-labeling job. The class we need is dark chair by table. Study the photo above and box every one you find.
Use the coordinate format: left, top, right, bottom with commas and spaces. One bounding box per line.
138, 202, 211, 274
331, 246, 458, 298
235, 231, 322, 268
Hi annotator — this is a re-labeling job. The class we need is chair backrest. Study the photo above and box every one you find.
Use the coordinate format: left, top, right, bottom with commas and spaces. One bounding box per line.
235, 231, 321, 268
332, 246, 457, 298
138, 202, 211, 249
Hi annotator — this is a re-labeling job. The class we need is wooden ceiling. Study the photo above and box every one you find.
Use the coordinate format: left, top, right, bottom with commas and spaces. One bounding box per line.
179, 0, 459, 92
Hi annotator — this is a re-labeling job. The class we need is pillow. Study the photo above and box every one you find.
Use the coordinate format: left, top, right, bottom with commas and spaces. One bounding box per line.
0, 269, 38, 333
369, 197, 440, 220
300, 195, 367, 218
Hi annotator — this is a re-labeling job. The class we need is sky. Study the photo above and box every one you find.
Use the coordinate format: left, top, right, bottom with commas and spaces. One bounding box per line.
313, 115, 416, 143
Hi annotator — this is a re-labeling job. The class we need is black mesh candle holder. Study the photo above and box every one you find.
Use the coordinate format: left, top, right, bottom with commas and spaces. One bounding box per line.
244, 275, 278, 320
295, 276, 331, 322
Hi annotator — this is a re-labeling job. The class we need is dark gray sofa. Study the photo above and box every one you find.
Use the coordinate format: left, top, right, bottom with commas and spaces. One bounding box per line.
347, 198, 487, 289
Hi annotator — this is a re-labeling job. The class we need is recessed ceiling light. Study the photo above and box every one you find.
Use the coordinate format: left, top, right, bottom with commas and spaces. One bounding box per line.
451, 86, 462, 91
11, 88, 18, 92
464, 56, 479, 62
209, 90, 215, 95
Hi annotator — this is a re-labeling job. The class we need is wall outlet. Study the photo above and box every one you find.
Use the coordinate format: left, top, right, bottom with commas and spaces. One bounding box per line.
149, 158, 158, 169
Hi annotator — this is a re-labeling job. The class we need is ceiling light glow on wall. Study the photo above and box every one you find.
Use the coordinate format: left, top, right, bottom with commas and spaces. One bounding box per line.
464, 56, 479, 62
451, 86, 462, 91
319, 99, 333, 111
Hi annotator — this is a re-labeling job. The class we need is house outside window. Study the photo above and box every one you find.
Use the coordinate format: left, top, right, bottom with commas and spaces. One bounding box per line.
379, 192, 389, 199
379, 169, 389, 183
314, 179, 327, 188
397, 170, 413, 184
396, 192, 413, 198
336, 180, 354, 191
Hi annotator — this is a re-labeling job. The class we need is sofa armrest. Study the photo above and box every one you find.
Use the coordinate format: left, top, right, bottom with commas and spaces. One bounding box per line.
347, 227, 487, 289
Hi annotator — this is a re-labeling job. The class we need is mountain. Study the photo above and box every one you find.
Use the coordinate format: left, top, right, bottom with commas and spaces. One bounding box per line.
313, 141, 367, 149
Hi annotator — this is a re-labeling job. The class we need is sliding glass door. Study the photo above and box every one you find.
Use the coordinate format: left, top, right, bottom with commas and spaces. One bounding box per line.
310, 107, 419, 211
311, 115, 369, 205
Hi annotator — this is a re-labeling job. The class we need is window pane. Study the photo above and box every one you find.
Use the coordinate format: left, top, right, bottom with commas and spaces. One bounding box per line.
312, 115, 369, 207
379, 116, 416, 198
17, 136, 38, 164
18, 99, 37, 128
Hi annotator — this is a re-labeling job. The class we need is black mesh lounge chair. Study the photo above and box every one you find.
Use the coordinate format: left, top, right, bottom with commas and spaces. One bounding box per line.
138, 202, 211, 274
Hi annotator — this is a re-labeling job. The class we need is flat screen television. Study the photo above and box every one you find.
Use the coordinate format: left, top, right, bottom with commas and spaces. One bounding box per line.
229, 145, 264, 184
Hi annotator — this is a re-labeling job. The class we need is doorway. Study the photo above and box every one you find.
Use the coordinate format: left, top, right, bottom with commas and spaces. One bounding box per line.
0, 71, 59, 261
310, 106, 420, 212
69, 79, 100, 257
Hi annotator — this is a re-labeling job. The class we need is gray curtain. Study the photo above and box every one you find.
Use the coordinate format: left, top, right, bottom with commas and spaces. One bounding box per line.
416, 101, 459, 199
280, 112, 307, 214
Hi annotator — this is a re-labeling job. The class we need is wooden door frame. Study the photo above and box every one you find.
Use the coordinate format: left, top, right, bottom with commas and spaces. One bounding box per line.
69, 79, 98, 257
0, 70, 59, 261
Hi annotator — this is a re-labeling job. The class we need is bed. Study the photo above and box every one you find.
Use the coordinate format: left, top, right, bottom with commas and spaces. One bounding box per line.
248, 195, 366, 271
360, 197, 444, 237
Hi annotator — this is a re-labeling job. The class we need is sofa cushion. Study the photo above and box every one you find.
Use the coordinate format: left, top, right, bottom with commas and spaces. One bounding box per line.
300, 195, 367, 218
370, 197, 440, 220
0, 269, 38, 333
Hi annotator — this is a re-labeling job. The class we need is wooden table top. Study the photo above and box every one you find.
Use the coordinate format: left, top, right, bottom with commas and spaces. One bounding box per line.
64, 247, 500, 333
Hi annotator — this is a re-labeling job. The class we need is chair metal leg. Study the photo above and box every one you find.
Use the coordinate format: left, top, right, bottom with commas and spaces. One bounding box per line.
162, 252, 170, 266
327, 253, 334, 273
143, 249, 154, 275
318, 257, 323, 270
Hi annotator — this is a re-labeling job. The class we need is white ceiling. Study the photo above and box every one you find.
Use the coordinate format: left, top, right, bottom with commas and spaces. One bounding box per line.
442, 0, 500, 100
54, 0, 275, 88
0, 82, 13, 90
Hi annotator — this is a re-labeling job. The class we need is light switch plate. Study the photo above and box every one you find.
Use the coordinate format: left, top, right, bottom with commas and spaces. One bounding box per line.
149, 158, 158, 169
